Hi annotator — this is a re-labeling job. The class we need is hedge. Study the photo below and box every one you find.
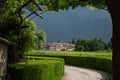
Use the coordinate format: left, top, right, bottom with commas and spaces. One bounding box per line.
28, 55, 112, 74
8, 58, 64, 80
59, 56, 111, 74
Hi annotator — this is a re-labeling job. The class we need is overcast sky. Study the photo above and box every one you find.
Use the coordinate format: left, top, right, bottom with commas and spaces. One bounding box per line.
32, 6, 112, 43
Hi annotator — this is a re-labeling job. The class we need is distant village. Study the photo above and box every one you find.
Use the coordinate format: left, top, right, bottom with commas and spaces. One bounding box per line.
41, 42, 75, 51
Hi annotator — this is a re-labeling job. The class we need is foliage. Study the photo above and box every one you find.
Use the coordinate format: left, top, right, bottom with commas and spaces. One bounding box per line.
26, 50, 112, 74
0, 0, 43, 63
1, 0, 107, 19
34, 29, 46, 50
37, 0, 106, 11
0, 13, 37, 63
75, 39, 89, 51
107, 40, 112, 50
8, 58, 64, 80
75, 38, 112, 51
71, 38, 75, 44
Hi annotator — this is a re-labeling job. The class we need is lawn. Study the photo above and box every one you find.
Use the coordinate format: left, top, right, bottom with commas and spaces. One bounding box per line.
27, 50, 112, 60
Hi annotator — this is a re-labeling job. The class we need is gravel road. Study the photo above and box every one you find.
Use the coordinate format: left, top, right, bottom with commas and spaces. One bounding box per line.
62, 65, 110, 80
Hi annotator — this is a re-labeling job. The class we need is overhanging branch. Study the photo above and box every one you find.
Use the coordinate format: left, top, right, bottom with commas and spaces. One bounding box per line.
17, 0, 32, 27
17, 0, 43, 29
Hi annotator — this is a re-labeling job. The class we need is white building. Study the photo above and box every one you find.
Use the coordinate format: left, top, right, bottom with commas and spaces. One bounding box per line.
41, 42, 75, 51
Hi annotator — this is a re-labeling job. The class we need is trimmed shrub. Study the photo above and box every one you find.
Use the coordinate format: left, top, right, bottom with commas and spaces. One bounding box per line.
60, 56, 111, 74
8, 58, 64, 80
27, 50, 112, 74
29, 56, 112, 74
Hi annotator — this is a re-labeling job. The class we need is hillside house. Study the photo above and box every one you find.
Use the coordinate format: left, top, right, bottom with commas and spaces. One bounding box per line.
41, 42, 75, 51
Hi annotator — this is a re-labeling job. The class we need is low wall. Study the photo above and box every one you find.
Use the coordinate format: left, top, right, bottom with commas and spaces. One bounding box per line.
0, 38, 10, 80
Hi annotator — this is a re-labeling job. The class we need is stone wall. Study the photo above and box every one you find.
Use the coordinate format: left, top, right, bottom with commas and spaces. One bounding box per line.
0, 38, 10, 80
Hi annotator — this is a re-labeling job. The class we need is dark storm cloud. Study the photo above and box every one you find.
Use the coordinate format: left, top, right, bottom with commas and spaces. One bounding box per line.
33, 6, 112, 42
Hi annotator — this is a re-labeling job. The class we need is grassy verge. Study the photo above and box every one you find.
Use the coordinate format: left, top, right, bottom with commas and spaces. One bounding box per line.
8, 57, 64, 80
27, 50, 112, 60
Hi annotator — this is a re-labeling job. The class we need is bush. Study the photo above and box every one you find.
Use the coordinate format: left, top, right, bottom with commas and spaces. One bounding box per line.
27, 50, 112, 74
60, 56, 111, 74
8, 58, 64, 80
32, 56, 112, 74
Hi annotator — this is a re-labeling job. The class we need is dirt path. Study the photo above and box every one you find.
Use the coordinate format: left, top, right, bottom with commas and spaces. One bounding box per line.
62, 65, 110, 80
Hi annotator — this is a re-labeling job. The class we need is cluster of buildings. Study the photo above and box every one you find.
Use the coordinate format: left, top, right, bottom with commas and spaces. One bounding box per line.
41, 42, 75, 51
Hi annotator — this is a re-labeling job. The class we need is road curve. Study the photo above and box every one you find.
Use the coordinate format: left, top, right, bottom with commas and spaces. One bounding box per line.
62, 65, 110, 80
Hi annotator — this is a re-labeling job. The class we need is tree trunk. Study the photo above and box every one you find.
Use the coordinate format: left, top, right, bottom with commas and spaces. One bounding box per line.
105, 0, 120, 80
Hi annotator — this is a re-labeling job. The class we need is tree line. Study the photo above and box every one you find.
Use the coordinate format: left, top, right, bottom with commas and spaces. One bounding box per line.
74, 38, 112, 51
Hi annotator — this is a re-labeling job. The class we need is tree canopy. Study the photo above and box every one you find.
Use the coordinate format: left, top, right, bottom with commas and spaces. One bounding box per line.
75, 38, 112, 51
34, 29, 46, 49
0, 0, 107, 27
